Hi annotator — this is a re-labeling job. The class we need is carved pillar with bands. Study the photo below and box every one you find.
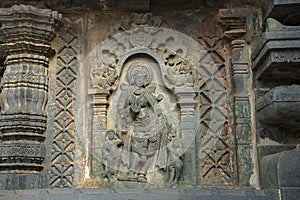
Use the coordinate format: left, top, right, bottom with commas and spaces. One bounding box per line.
219, 8, 254, 186
0, 5, 61, 188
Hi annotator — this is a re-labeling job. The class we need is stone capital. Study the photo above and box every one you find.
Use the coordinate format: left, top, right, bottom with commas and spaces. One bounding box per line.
218, 8, 251, 40
0, 4, 62, 44
174, 87, 198, 105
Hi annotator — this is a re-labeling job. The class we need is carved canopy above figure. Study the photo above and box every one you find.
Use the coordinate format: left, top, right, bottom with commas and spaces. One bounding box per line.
87, 13, 206, 91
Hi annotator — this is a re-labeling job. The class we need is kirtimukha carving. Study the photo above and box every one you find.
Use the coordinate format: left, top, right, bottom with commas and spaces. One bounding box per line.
120, 13, 163, 30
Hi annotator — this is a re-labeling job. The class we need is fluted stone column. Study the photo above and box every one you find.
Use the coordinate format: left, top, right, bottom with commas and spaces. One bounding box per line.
0, 5, 61, 188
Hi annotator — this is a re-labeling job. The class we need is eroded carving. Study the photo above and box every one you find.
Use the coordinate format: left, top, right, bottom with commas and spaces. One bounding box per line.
90, 62, 118, 89
89, 60, 185, 186
120, 13, 163, 31
161, 50, 196, 88
130, 28, 153, 47
166, 136, 183, 186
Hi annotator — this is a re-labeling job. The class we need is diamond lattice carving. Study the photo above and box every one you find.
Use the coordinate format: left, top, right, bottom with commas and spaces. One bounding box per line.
197, 36, 236, 185
50, 27, 80, 188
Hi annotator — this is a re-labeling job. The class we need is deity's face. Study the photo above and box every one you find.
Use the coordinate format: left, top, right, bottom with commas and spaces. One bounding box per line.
134, 71, 146, 87
106, 131, 115, 140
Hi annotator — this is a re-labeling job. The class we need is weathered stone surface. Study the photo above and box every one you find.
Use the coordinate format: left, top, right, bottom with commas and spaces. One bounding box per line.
257, 145, 297, 165
219, 8, 254, 186
263, 0, 300, 25
281, 188, 300, 200
254, 1, 300, 193
261, 146, 300, 188
257, 85, 300, 129
0, 0, 298, 193
0, 188, 282, 200
252, 19, 300, 80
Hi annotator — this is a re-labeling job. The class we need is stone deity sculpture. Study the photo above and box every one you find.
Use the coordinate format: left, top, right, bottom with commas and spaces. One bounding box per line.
117, 64, 169, 183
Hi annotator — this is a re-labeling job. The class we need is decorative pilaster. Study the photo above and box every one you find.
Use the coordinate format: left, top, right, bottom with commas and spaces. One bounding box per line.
175, 88, 198, 186
89, 89, 110, 136
0, 4, 61, 188
219, 8, 254, 186
88, 89, 110, 178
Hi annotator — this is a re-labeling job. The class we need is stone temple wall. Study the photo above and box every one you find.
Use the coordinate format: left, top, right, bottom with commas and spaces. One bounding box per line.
0, 0, 298, 199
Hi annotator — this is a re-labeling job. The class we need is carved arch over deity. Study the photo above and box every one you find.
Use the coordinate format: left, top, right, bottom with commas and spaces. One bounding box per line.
87, 47, 193, 185
82, 12, 222, 186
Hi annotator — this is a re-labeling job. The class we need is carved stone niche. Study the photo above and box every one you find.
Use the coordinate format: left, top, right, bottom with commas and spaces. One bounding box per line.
86, 47, 199, 187
82, 14, 211, 187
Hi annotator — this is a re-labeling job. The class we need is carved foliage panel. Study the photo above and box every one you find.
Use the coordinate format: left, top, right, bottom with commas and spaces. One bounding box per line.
197, 36, 236, 185
50, 27, 80, 188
